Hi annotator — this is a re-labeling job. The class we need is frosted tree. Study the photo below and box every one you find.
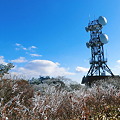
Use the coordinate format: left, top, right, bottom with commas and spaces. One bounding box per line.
0, 63, 14, 78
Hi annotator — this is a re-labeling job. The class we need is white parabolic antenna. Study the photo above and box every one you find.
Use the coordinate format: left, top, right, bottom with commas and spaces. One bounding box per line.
98, 16, 107, 26
99, 33, 108, 44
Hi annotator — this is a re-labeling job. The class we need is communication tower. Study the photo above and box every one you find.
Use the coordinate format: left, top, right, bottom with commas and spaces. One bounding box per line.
82, 16, 114, 85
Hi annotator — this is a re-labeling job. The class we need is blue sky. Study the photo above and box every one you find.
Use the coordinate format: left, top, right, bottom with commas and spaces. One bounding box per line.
0, 0, 120, 83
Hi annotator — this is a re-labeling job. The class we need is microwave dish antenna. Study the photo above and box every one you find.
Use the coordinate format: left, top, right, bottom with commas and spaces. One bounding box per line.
99, 33, 109, 44
98, 16, 107, 26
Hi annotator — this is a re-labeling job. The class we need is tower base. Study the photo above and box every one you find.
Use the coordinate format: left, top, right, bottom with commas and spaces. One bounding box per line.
82, 75, 120, 86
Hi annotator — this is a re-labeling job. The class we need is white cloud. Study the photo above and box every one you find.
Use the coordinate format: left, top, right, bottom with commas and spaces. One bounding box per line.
23, 47, 27, 50
30, 46, 37, 49
15, 43, 21, 46
117, 60, 120, 63
15, 43, 37, 51
11, 57, 28, 63
30, 54, 42, 57
111, 60, 120, 75
12, 60, 75, 78
15, 43, 27, 50
76, 66, 89, 73
0, 56, 7, 65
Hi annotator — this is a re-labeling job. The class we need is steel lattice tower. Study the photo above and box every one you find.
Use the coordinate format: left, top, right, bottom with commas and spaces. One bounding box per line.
86, 24, 114, 76
82, 16, 114, 85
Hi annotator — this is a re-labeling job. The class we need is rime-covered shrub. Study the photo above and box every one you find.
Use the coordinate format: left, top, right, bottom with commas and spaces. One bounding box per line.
0, 79, 34, 119
0, 77, 120, 120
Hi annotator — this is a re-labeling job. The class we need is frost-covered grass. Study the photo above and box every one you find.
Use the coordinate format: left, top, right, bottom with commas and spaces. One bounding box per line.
0, 77, 120, 120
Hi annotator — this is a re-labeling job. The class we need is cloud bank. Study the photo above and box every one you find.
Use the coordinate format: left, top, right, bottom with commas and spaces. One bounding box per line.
12, 59, 75, 78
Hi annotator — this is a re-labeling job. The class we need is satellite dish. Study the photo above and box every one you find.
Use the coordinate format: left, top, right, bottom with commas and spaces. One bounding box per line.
99, 33, 108, 44
98, 16, 107, 26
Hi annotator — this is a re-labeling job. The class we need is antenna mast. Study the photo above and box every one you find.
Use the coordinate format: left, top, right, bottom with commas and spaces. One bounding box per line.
82, 16, 114, 85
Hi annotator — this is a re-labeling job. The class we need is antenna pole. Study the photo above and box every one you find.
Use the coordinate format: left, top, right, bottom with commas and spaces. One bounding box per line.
82, 16, 114, 85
